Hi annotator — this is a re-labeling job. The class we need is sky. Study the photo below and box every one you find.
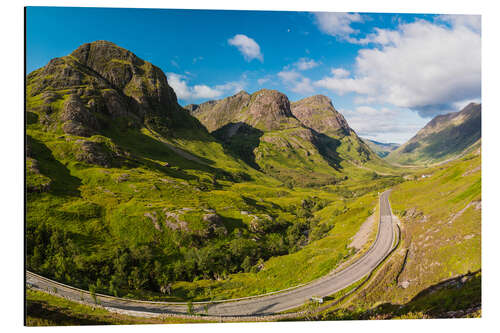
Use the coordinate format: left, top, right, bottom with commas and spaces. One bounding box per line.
26, 7, 481, 144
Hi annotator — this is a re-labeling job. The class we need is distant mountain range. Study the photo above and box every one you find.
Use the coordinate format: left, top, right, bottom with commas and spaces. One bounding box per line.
362, 139, 400, 158
386, 103, 481, 165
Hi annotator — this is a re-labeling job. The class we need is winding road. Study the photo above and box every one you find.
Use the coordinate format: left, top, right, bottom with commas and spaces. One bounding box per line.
26, 190, 396, 317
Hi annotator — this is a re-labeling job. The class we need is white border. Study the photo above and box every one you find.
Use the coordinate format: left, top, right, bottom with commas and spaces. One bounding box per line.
1, 0, 499, 332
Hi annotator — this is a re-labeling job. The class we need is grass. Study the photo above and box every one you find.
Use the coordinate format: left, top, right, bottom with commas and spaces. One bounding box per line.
26, 289, 213, 326
314, 152, 481, 319
26, 101, 398, 302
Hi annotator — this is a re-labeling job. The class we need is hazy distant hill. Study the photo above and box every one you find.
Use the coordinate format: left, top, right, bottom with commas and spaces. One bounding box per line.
386, 103, 481, 165
362, 139, 400, 158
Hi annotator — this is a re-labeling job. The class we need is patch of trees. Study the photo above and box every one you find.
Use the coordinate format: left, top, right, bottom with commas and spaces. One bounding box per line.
26, 195, 338, 298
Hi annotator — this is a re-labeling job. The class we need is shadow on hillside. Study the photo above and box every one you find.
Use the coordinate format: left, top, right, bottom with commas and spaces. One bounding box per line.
423, 114, 481, 159
103, 127, 241, 183
212, 122, 264, 171
312, 131, 342, 171
26, 299, 110, 326
27, 136, 82, 197
323, 270, 481, 320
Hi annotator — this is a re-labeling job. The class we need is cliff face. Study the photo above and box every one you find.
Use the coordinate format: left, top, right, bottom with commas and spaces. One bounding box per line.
290, 95, 351, 136
27, 40, 200, 137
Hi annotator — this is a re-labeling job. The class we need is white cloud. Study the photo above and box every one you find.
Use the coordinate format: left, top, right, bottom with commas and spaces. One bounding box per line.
277, 70, 315, 94
438, 14, 481, 33
278, 70, 301, 82
313, 12, 363, 39
167, 73, 245, 102
228, 34, 263, 62
342, 106, 427, 143
314, 18, 481, 117
295, 57, 319, 71
330, 68, 350, 78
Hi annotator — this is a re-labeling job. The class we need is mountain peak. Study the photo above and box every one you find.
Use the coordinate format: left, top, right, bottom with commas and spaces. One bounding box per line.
27, 41, 200, 138
387, 103, 481, 165
291, 94, 350, 135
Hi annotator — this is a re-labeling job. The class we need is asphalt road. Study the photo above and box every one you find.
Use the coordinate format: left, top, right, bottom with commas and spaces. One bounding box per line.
26, 190, 395, 317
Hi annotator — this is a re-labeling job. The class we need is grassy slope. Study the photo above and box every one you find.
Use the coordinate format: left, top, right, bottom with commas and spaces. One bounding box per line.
26, 289, 210, 326
386, 104, 481, 166
317, 152, 481, 319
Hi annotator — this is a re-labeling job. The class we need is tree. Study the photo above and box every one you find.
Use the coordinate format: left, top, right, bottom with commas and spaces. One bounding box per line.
241, 256, 252, 273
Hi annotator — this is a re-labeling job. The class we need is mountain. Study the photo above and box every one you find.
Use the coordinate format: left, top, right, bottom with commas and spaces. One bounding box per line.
289, 95, 381, 165
290, 95, 350, 136
386, 103, 481, 165
26, 41, 404, 306
27, 40, 204, 138
362, 139, 400, 158
187, 91, 394, 186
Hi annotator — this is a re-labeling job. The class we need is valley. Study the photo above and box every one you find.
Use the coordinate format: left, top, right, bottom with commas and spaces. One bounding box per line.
25, 41, 481, 324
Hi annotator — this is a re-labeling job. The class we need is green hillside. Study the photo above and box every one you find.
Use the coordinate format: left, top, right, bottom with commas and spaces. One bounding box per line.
26, 41, 403, 303
386, 103, 481, 165
188, 91, 398, 187
316, 150, 481, 320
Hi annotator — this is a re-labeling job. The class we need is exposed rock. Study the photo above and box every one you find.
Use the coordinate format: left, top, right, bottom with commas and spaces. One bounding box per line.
203, 213, 221, 224
75, 140, 115, 167
164, 210, 189, 231
203, 213, 227, 236
61, 94, 100, 136
400, 280, 410, 289
291, 95, 350, 135
144, 212, 161, 231
116, 173, 130, 183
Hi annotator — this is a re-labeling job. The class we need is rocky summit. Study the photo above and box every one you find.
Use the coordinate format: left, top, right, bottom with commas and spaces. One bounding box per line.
290, 95, 351, 136
27, 40, 201, 138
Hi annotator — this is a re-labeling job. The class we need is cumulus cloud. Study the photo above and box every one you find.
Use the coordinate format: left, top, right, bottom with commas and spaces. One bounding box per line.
295, 57, 319, 71
228, 34, 263, 62
342, 106, 427, 143
167, 73, 245, 102
313, 12, 363, 39
438, 14, 481, 33
314, 18, 481, 117
257, 77, 271, 85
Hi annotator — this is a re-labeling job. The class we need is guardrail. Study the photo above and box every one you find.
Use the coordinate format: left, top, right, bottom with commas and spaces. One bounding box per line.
26, 190, 399, 319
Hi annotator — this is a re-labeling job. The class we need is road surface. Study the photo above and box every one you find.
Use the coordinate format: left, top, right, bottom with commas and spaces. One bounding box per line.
26, 190, 396, 317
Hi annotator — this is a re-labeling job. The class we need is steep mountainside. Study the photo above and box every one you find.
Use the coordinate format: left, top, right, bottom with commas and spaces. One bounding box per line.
363, 138, 400, 158
290, 95, 383, 165
386, 103, 481, 165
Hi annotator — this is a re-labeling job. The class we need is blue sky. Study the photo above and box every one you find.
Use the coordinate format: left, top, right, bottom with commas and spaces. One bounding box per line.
26, 7, 481, 143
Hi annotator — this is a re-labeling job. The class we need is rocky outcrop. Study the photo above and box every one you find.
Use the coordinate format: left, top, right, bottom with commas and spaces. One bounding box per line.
187, 89, 301, 132
27, 40, 200, 138
60, 94, 101, 136
74, 140, 116, 168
